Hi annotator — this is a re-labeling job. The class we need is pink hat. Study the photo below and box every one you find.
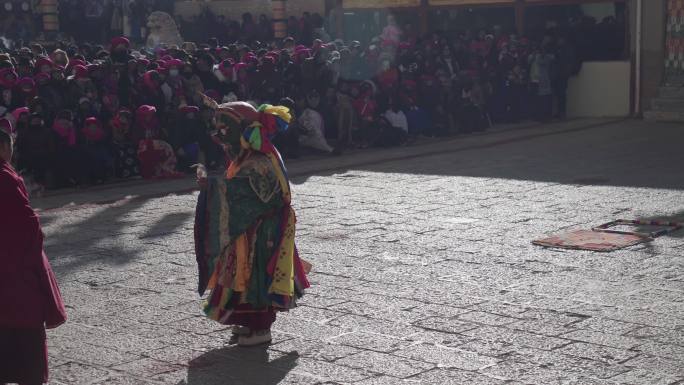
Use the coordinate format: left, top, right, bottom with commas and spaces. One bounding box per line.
167, 59, 183, 68
111, 36, 130, 49
0, 68, 18, 88
72, 65, 89, 79
234, 62, 248, 73
67, 59, 87, 73
35, 56, 53, 69
82, 116, 105, 142
218, 59, 234, 77
136, 104, 157, 120
12, 107, 29, 123
245, 54, 258, 65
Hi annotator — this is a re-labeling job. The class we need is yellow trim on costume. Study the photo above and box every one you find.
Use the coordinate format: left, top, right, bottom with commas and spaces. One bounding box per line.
206, 268, 218, 290
269, 208, 296, 296
233, 235, 251, 292
218, 179, 230, 258
267, 152, 291, 204
218, 286, 232, 311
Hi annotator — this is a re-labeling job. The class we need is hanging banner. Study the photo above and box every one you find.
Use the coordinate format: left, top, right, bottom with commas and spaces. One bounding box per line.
523, 0, 619, 2
343, 0, 420, 9
272, 0, 287, 39
40, 0, 59, 32
429, 0, 514, 5
666, 0, 684, 73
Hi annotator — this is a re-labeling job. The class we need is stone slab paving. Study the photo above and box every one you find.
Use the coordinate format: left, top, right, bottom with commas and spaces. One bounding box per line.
39, 119, 684, 384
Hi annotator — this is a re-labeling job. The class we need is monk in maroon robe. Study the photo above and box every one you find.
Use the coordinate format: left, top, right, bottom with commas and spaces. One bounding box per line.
0, 128, 67, 385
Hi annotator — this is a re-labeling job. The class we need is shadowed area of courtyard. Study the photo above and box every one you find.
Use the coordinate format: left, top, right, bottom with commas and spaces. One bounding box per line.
292, 120, 684, 191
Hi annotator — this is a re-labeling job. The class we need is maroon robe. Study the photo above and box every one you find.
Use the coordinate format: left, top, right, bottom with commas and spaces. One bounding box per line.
0, 158, 66, 383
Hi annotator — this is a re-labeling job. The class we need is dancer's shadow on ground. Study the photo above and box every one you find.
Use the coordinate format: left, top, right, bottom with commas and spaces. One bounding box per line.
178, 345, 299, 385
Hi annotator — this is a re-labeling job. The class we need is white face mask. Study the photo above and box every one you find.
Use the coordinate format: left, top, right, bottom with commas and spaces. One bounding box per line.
224, 92, 237, 103
169, 69, 180, 77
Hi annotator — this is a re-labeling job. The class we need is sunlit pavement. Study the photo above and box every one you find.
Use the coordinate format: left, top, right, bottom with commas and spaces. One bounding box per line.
41, 119, 684, 384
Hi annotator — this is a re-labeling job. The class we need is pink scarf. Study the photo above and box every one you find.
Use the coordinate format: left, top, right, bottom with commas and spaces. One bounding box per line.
52, 120, 76, 146
82, 118, 105, 142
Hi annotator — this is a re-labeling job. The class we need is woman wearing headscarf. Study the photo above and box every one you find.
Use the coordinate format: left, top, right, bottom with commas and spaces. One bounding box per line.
81, 116, 112, 183
256, 55, 281, 104
15, 77, 37, 107
136, 70, 166, 113
297, 89, 334, 153
134, 104, 181, 179
35, 71, 62, 115
0, 68, 19, 112
110, 109, 139, 179
51, 109, 89, 186
169, 105, 203, 172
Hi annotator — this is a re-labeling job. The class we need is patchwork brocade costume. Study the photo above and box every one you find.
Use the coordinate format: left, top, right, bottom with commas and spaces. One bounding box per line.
194, 100, 309, 338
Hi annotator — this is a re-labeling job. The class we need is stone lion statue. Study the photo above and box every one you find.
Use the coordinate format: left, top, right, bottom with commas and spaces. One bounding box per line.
146, 11, 183, 49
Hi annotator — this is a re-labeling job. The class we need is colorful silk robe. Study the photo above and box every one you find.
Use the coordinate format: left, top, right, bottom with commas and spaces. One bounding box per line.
194, 151, 309, 324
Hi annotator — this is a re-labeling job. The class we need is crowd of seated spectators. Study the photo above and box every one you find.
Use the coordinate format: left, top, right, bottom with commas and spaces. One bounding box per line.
0, 6, 613, 193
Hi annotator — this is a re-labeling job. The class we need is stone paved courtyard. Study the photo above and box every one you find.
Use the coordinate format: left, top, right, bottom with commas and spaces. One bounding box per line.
39, 119, 684, 384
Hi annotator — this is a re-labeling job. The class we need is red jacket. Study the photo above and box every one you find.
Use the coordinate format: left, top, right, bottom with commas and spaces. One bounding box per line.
0, 159, 66, 329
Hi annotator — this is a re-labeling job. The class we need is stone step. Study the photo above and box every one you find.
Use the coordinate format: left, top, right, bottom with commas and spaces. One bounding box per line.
643, 109, 684, 122
656, 86, 684, 99
651, 98, 684, 111
662, 75, 684, 86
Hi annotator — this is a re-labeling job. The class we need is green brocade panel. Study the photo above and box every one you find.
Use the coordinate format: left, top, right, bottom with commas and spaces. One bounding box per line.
225, 176, 284, 241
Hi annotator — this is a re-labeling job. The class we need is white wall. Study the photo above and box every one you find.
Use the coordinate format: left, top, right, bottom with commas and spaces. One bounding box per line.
567, 61, 632, 118
581, 3, 617, 21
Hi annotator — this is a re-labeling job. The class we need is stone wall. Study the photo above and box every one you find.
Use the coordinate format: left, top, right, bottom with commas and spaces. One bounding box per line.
634, 0, 666, 113
174, 0, 326, 20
